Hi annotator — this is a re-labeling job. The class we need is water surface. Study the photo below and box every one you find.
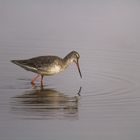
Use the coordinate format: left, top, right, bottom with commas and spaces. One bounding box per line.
1, 1, 140, 140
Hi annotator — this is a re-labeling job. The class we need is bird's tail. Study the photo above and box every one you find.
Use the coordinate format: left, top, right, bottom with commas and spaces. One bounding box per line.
11, 59, 37, 73
11, 60, 27, 69
11, 60, 19, 65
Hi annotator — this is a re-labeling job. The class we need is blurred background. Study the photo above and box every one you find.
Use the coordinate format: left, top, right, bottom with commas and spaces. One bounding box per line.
0, 1, 140, 140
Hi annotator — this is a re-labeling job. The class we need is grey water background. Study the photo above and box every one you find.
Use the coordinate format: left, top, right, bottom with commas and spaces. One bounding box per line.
1, 0, 140, 140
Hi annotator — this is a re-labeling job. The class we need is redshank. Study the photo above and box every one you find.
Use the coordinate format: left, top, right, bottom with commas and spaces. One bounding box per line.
11, 51, 82, 86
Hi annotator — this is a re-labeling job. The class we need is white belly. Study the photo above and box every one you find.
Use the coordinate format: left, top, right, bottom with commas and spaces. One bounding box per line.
49, 65, 61, 74
39, 65, 62, 75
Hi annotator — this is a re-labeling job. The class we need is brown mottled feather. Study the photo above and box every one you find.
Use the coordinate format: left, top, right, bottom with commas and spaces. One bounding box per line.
11, 51, 82, 85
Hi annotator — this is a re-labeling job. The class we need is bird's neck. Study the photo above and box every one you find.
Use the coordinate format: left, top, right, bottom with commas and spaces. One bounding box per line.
63, 55, 73, 69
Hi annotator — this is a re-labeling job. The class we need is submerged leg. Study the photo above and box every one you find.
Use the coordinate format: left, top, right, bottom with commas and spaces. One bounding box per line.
41, 75, 44, 87
31, 74, 40, 85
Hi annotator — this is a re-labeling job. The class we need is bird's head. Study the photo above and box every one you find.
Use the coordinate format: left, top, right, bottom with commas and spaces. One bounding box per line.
66, 51, 82, 78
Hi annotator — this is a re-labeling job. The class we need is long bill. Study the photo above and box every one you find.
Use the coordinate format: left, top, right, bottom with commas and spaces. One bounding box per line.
76, 60, 82, 78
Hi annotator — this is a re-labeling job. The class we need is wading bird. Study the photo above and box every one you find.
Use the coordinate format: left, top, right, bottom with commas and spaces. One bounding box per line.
11, 51, 82, 86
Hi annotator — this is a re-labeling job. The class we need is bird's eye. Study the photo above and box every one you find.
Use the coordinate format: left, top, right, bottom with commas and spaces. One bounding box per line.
75, 53, 80, 58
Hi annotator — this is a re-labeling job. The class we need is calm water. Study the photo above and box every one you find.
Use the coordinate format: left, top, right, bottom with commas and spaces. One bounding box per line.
1, 1, 140, 140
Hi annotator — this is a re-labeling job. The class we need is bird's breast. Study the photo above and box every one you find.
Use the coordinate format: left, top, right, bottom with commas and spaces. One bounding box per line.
39, 65, 62, 75
49, 65, 62, 73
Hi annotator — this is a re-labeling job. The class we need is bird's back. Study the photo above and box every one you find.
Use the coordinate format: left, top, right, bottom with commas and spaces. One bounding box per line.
11, 55, 64, 75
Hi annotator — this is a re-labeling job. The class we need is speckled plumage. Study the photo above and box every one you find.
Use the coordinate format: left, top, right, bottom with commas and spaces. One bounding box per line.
11, 51, 82, 86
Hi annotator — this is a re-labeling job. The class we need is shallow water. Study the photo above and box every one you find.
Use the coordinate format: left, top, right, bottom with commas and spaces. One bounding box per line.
1, 1, 140, 140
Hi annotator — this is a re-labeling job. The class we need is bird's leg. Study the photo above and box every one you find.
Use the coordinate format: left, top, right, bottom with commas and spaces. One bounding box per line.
31, 74, 40, 85
41, 75, 44, 87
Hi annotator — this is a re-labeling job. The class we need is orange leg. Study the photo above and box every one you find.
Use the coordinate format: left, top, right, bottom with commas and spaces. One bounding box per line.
31, 74, 40, 85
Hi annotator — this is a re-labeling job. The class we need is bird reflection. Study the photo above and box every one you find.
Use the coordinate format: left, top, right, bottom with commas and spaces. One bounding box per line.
11, 87, 81, 120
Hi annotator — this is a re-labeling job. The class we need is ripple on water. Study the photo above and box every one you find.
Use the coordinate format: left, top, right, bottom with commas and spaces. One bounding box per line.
81, 49, 140, 115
